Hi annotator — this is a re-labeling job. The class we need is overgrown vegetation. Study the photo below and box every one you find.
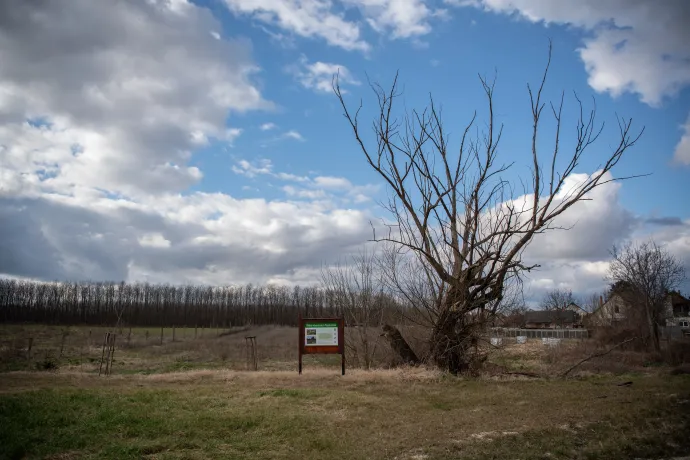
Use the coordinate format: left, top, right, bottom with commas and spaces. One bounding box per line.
607, 240, 686, 352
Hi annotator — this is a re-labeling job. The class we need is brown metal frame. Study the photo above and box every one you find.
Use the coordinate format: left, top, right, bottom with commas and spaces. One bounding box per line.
298, 315, 345, 375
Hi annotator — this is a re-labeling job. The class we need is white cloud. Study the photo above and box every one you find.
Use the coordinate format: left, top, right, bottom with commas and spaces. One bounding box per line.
0, 191, 375, 284
454, 0, 690, 106
283, 130, 305, 141
283, 185, 329, 200
222, 0, 370, 51
290, 57, 360, 94
313, 176, 352, 189
496, 171, 690, 302
454, 0, 690, 167
260, 122, 277, 131
674, 116, 690, 165
232, 159, 276, 178
343, 0, 435, 39
225, 128, 243, 145
222, 0, 444, 51
139, 233, 172, 248
232, 159, 380, 203
0, 0, 270, 199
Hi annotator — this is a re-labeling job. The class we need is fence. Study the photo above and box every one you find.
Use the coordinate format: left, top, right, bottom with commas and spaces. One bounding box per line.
660, 326, 689, 340
490, 327, 589, 340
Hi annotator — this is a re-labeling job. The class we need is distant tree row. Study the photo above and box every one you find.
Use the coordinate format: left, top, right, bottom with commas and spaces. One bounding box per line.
0, 279, 403, 328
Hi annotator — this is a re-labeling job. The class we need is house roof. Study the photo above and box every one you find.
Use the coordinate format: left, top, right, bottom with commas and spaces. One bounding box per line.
524, 310, 578, 324
668, 292, 690, 308
597, 288, 689, 313
566, 302, 588, 313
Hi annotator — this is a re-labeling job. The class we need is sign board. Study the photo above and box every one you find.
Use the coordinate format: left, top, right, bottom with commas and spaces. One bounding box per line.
305, 321, 339, 347
298, 316, 345, 375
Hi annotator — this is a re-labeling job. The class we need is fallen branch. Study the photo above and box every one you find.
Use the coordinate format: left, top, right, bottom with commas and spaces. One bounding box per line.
561, 337, 639, 378
380, 324, 420, 366
503, 371, 542, 378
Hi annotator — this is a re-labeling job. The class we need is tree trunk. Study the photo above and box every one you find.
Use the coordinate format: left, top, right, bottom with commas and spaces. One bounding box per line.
430, 309, 486, 375
381, 325, 419, 365
645, 299, 661, 353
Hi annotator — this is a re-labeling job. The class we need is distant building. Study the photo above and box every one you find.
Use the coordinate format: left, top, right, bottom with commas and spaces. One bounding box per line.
564, 302, 588, 316
666, 292, 690, 318
589, 284, 690, 328
523, 310, 579, 329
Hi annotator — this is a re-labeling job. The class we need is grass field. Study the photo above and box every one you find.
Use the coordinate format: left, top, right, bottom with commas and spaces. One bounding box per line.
1, 324, 689, 459
1, 369, 689, 460
0, 324, 347, 374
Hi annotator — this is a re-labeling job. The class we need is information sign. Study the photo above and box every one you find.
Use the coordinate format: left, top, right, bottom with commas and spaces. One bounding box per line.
298, 316, 345, 375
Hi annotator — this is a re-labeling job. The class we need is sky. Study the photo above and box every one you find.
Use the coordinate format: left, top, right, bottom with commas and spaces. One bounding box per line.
0, 0, 689, 305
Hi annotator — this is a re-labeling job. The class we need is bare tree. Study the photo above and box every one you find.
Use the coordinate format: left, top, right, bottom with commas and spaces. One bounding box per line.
540, 288, 575, 311
582, 292, 604, 314
608, 241, 686, 352
321, 247, 386, 369
334, 43, 643, 374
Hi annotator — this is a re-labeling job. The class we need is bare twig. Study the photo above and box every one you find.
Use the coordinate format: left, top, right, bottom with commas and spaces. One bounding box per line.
561, 337, 639, 378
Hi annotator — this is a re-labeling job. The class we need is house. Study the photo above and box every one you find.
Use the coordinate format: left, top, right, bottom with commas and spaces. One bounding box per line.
588, 291, 632, 326
589, 285, 690, 327
564, 302, 588, 316
665, 292, 690, 331
523, 310, 579, 329
666, 292, 690, 318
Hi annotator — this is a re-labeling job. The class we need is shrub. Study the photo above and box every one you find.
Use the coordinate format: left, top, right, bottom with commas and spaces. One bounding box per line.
35, 357, 59, 371
663, 341, 690, 366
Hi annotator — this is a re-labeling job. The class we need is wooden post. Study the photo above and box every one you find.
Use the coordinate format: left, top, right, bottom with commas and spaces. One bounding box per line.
59, 330, 68, 358
245, 336, 258, 371
340, 316, 346, 376
145, 330, 149, 343
172, 326, 176, 342
160, 326, 164, 345
298, 314, 303, 375
27, 337, 33, 362
99, 332, 109, 376
108, 334, 117, 376
127, 327, 132, 345
195, 325, 198, 339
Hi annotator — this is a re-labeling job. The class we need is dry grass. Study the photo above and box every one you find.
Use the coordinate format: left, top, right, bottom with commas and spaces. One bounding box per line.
483, 335, 690, 378
0, 367, 689, 459
1, 323, 430, 375
3, 324, 687, 379
2, 324, 690, 459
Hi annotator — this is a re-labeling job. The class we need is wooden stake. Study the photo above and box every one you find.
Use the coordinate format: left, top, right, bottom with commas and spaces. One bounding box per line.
59, 330, 68, 358
99, 332, 108, 376
107, 334, 117, 376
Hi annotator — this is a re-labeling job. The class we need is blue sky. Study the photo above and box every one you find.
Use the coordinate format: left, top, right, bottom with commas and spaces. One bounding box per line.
0, 0, 688, 303
192, 0, 689, 217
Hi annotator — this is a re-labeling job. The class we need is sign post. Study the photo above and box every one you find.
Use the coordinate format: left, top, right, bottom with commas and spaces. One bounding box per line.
298, 315, 345, 375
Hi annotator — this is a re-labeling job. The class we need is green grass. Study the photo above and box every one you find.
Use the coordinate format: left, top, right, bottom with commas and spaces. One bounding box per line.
1, 371, 689, 460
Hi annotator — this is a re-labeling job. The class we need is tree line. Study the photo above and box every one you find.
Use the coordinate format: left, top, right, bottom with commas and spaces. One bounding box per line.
0, 278, 403, 328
